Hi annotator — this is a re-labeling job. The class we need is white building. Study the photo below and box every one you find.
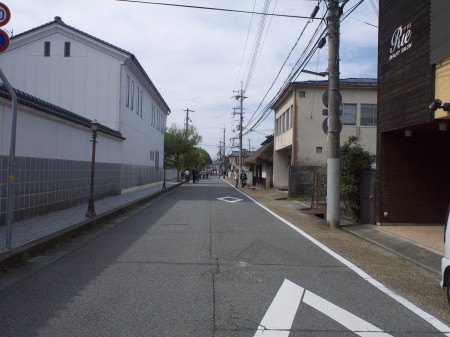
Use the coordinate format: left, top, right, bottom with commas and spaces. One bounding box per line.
272, 79, 377, 196
0, 17, 170, 222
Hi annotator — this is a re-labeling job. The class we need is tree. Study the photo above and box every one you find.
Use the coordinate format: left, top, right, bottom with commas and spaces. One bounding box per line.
340, 136, 375, 221
164, 124, 202, 179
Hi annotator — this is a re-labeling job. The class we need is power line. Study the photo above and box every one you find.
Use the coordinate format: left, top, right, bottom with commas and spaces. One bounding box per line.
114, 0, 321, 19
244, 0, 367, 136
233, 0, 258, 92
244, 12, 328, 133
244, 1, 326, 131
242, 0, 272, 92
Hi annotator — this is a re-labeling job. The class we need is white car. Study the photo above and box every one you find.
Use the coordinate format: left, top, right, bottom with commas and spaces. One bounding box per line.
440, 206, 450, 305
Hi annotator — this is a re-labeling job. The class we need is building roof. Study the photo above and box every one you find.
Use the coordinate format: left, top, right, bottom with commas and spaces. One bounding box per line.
271, 78, 377, 110
245, 138, 274, 165
11, 16, 171, 114
0, 84, 125, 140
293, 78, 377, 88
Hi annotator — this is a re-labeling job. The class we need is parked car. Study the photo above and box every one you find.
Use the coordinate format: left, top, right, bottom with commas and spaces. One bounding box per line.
440, 203, 450, 305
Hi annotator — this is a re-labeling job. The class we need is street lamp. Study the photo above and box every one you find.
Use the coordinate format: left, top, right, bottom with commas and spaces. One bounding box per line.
86, 120, 100, 218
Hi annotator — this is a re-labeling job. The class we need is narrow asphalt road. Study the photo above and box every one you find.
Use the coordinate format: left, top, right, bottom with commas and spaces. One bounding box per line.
0, 176, 448, 336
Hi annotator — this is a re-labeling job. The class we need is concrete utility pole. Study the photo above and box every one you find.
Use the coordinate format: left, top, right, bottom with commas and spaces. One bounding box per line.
326, 0, 341, 228
234, 86, 246, 179
219, 140, 222, 169
222, 127, 226, 171
183, 108, 194, 138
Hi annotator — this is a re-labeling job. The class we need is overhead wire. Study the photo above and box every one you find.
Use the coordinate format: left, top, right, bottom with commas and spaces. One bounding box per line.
242, 0, 272, 92
244, 0, 368, 136
114, 0, 319, 19
233, 0, 258, 92
244, 2, 327, 134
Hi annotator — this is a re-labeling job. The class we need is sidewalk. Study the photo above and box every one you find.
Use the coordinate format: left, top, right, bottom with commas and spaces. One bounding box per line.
0, 181, 180, 270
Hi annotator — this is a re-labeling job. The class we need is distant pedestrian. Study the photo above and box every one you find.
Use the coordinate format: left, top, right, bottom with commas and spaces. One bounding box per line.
185, 170, 190, 183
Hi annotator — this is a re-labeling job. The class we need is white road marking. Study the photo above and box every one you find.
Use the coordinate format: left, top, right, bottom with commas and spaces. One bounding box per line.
216, 196, 243, 203
255, 279, 392, 336
303, 289, 393, 336
253, 279, 304, 337
234, 186, 450, 335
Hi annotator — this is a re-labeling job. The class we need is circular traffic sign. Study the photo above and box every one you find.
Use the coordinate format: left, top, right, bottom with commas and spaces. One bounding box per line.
0, 3, 10, 27
0, 29, 9, 53
322, 89, 342, 108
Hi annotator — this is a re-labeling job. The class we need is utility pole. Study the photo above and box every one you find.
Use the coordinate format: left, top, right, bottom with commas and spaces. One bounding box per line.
326, 0, 341, 228
222, 127, 226, 172
219, 140, 222, 170
183, 108, 194, 138
233, 85, 246, 180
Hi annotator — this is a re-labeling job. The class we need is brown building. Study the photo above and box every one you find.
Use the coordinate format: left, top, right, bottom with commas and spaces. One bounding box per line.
377, 0, 450, 224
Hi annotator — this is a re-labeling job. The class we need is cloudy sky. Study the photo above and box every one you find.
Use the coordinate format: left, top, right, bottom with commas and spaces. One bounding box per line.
4, 0, 378, 159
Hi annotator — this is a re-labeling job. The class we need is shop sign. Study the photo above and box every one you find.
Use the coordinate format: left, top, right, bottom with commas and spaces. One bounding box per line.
389, 22, 412, 61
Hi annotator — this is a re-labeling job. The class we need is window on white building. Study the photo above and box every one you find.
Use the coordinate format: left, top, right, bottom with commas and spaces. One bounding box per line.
340, 103, 357, 125
64, 42, 71, 57
126, 76, 130, 108
131, 81, 134, 111
44, 41, 50, 57
361, 104, 377, 126
136, 86, 140, 115
140, 91, 143, 118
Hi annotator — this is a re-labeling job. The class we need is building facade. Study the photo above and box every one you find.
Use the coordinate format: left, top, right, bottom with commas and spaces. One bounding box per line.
0, 17, 170, 223
272, 79, 377, 196
377, 0, 450, 224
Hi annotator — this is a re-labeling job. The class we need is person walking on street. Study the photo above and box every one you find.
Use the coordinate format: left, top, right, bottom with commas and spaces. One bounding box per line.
240, 171, 247, 188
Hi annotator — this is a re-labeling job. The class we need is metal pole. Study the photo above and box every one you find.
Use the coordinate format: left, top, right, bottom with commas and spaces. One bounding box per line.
326, 0, 341, 228
85, 130, 97, 218
0, 67, 18, 249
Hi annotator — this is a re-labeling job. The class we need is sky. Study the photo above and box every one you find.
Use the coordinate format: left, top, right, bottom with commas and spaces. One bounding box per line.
3, 0, 378, 160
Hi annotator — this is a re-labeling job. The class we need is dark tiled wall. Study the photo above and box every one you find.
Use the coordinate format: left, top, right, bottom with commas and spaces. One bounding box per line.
121, 163, 162, 190
0, 156, 121, 225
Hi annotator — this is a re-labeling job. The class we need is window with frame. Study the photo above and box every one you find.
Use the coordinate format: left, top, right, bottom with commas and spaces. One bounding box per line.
44, 41, 51, 57
340, 103, 357, 125
126, 76, 130, 107
64, 42, 71, 57
136, 86, 140, 115
361, 104, 377, 126
140, 91, 143, 118
276, 117, 282, 136
131, 81, 134, 111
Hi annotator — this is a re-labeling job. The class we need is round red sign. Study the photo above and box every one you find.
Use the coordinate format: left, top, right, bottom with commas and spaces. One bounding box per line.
0, 29, 9, 53
0, 2, 10, 27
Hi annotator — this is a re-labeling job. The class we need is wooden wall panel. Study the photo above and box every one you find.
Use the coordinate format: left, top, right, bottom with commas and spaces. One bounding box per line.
378, 130, 450, 224
378, 0, 432, 132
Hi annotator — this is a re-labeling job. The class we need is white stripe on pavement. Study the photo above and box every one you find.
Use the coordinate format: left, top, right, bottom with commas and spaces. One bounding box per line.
253, 279, 304, 337
303, 289, 393, 336
234, 186, 450, 335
